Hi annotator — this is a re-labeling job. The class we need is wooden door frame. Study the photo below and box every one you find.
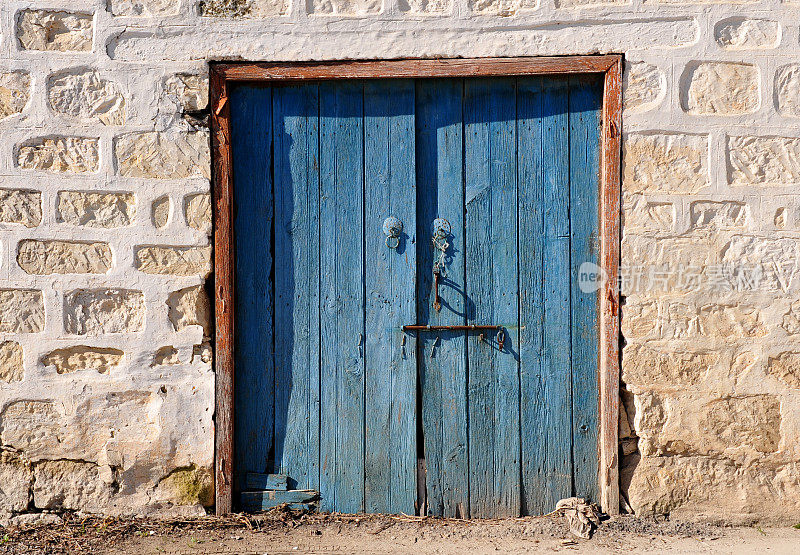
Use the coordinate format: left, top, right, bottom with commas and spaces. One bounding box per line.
210, 55, 623, 516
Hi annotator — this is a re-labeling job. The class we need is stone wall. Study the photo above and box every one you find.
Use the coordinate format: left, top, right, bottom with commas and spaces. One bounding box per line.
0, 0, 798, 524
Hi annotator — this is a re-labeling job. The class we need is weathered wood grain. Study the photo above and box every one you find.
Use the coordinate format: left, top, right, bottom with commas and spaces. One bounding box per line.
245, 473, 289, 491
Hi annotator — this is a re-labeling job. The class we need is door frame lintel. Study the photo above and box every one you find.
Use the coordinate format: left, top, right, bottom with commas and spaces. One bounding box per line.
210, 55, 623, 516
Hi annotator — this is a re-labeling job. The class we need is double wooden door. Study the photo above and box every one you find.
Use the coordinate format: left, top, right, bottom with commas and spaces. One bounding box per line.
230, 76, 602, 517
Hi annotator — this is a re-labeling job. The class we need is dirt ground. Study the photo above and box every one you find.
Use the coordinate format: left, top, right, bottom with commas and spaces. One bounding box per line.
1, 510, 799, 554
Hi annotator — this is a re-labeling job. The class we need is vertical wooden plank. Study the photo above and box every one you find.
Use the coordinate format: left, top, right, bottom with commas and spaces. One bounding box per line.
364, 80, 417, 514
272, 84, 321, 491
211, 67, 235, 515
569, 75, 603, 503
415, 79, 469, 518
464, 78, 520, 518
230, 85, 274, 494
319, 81, 365, 513
600, 59, 622, 515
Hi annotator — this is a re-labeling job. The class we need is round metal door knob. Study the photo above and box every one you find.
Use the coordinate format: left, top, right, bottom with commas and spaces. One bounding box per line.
383, 216, 403, 249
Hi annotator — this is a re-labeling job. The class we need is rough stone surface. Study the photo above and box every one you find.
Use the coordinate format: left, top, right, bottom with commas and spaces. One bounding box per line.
623, 62, 665, 113
767, 352, 800, 388
200, 0, 288, 16
109, 0, 180, 16
33, 460, 112, 511
135, 246, 212, 277
684, 62, 759, 115
17, 137, 99, 174
623, 133, 709, 194
0, 290, 45, 334
690, 201, 748, 229
165, 74, 208, 112
63, 289, 145, 335
398, 0, 450, 12
167, 285, 211, 335
41, 346, 124, 375
624, 197, 674, 232
0, 342, 24, 383
728, 136, 800, 187
783, 300, 800, 335
715, 19, 780, 49
152, 195, 171, 229
185, 193, 211, 234
154, 465, 213, 506
115, 132, 210, 179
0, 453, 30, 512
17, 240, 112, 275
17, 11, 93, 52
310, 0, 381, 14
776, 65, 800, 117
0, 71, 31, 120
56, 191, 135, 228
623, 344, 715, 389
0, 189, 42, 228
555, 0, 627, 7
48, 70, 126, 126
152, 346, 179, 366
468, 0, 537, 14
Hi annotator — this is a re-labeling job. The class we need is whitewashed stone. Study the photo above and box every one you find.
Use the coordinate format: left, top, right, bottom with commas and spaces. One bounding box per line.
33, 460, 113, 510
0, 453, 30, 512
623, 344, 715, 388
621, 300, 658, 338
165, 74, 208, 112
64, 289, 145, 335
0, 189, 41, 228
666, 302, 766, 339
48, 70, 126, 126
192, 341, 213, 364
201, 0, 289, 16
57, 191, 135, 228
115, 132, 210, 179
135, 246, 212, 277
17, 11, 93, 52
624, 198, 674, 232
775, 207, 787, 229
398, 0, 451, 12
109, 0, 180, 16
722, 236, 800, 292
690, 201, 748, 229
17, 137, 99, 174
0, 342, 24, 383
152, 195, 171, 229
715, 19, 780, 49
623, 134, 709, 195
783, 300, 800, 336
767, 352, 800, 388
776, 65, 800, 117
167, 285, 211, 335
0, 72, 31, 120
9, 513, 63, 527
185, 193, 211, 234
152, 346, 179, 366
154, 465, 213, 506
17, 240, 112, 275
556, 0, 627, 7
310, 0, 381, 14
0, 290, 45, 334
684, 62, 759, 115
623, 62, 665, 113
41, 346, 124, 375
468, 0, 536, 14
728, 136, 800, 187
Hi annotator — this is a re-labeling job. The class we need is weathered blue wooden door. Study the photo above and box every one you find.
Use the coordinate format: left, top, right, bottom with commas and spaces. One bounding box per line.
230, 75, 602, 518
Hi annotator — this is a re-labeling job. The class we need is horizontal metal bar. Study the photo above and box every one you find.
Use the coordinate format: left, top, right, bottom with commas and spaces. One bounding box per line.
402, 325, 502, 332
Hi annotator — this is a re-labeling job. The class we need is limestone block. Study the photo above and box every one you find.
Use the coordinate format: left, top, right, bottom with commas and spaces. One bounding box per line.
115, 132, 210, 179
200, 0, 288, 16
0, 71, 31, 120
684, 62, 759, 115
185, 193, 211, 234
17, 240, 112, 275
776, 65, 800, 117
41, 346, 124, 375
621, 300, 658, 338
623, 344, 715, 388
135, 245, 212, 277
0, 453, 30, 512
0, 290, 45, 333
468, 0, 536, 14
715, 18, 780, 49
152, 346, 179, 366
622, 235, 718, 269
767, 352, 800, 388
109, 0, 180, 16
165, 74, 208, 112
666, 302, 765, 339
56, 191, 135, 228
0, 342, 24, 383
192, 341, 212, 364
48, 70, 126, 126
728, 136, 800, 187
722, 236, 800, 291
623, 198, 674, 232
0, 189, 42, 228
64, 289, 145, 335
167, 285, 211, 335
154, 465, 213, 506
152, 195, 171, 229
17, 137, 99, 174
398, 0, 451, 12
310, 0, 381, 14
17, 11, 93, 52
0, 401, 63, 455
783, 300, 800, 335
700, 395, 781, 454
33, 460, 112, 510
623, 133, 709, 195
623, 62, 665, 113
690, 201, 748, 229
